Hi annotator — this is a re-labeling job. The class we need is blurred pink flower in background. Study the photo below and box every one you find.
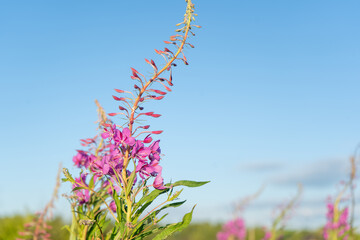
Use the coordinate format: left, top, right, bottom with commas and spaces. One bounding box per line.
217, 218, 246, 240
323, 202, 350, 240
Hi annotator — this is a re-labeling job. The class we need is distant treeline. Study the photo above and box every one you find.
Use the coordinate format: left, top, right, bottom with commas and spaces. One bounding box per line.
0, 214, 336, 240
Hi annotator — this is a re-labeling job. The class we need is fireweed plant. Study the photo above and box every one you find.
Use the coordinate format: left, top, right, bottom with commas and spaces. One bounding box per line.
217, 186, 266, 240
62, 1, 208, 239
323, 148, 359, 240
17, 165, 62, 240
217, 184, 302, 240
268, 184, 302, 240
218, 184, 302, 240
324, 199, 350, 240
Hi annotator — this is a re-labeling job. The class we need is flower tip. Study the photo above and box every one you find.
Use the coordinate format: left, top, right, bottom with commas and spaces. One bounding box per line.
151, 130, 163, 134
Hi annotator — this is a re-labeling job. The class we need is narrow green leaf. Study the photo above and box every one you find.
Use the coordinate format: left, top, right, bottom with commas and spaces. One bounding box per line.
132, 200, 186, 237
171, 180, 210, 188
156, 213, 168, 224
168, 189, 183, 201
88, 174, 95, 190
133, 227, 161, 240
61, 178, 69, 182
133, 188, 169, 214
125, 170, 137, 196
152, 205, 196, 240
61, 225, 71, 232
159, 200, 186, 211
113, 191, 126, 234
142, 186, 149, 196
87, 209, 105, 237
72, 186, 86, 192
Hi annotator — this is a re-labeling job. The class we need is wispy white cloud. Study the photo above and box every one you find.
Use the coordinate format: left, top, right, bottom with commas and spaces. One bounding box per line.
240, 161, 284, 172
272, 158, 348, 188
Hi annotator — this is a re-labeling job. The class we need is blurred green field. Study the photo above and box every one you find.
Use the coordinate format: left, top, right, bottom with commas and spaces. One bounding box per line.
0, 214, 330, 240
0, 215, 68, 240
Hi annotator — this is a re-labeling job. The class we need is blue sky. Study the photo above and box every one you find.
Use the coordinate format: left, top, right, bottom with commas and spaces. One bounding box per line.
1, 0, 360, 229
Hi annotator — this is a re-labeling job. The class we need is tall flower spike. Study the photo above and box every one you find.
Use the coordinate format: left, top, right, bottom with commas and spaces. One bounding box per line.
18, 165, 62, 240
103, 0, 198, 173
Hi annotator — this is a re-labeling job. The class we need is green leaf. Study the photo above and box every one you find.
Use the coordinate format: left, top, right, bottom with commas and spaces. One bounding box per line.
62, 168, 76, 184
87, 209, 104, 237
125, 169, 137, 196
88, 174, 95, 190
132, 200, 186, 238
61, 225, 71, 232
133, 188, 169, 216
168, 189, 183, 201
171, 180, 210, 188
147, 201, 186, 225
107, 226, 121, 240
133, 227, 161, 240
152, 205, 196, 240
61, 178, 69, 182
113, 191, 126, 234
156, 213, 168, 224
142, 186, 149, 196
159, 200, 186, 211
72, 186, 87, 192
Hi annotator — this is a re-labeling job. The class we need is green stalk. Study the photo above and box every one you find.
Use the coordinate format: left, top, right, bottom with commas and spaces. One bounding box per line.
81, 225, 89, 240
69, 206, 78, 240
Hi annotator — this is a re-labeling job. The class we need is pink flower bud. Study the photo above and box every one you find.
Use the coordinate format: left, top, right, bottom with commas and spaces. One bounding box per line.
151, 131, 163, 134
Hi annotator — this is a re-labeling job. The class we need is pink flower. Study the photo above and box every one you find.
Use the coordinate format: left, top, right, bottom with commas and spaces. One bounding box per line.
109, 201, 117, 213
132, 140, 151, 160
323, 200, 350, 240
92, 156, 110, 176
262, 230, 271, 240
258, 227, 271, 240
76, 122, 167, 191
102, 125, 135, 147
73, 150, 94, 168
153, 167, 165, 190
149, 140, 161, 161
217, 218, 246, 240
72, 174, 90, 205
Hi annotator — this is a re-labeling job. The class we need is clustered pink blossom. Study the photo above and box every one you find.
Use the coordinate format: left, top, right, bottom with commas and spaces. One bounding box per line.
71, 125, 165, 205
323, 202, 350, 240
72, 174, 90, 204
17, 213, 52, 240
262, 229, 271, 240
109, 201, 117, 213
217, 218, 246, 240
